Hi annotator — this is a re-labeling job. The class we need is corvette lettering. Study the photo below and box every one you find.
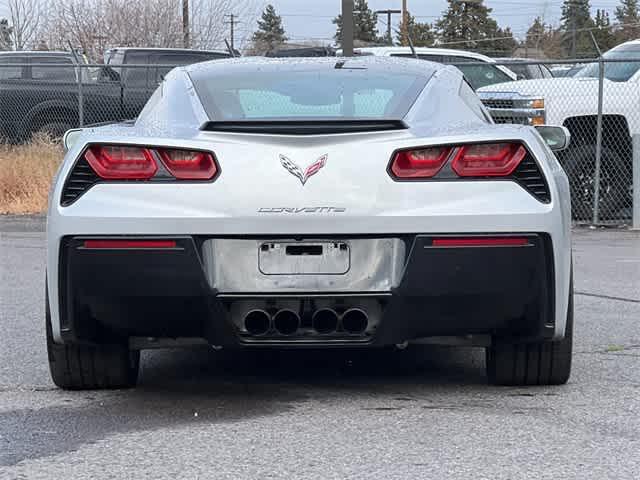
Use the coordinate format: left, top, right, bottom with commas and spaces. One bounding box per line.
258, 207, 346, 213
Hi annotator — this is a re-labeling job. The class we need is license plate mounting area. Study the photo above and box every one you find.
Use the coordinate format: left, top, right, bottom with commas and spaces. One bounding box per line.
258, 241, 350, 275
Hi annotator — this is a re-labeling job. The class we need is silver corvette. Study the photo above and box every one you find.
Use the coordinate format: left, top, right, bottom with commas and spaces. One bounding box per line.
46, 57, 573, 389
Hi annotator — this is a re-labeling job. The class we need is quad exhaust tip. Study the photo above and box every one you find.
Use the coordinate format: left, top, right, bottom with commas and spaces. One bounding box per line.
243, 306, 369, 337
244, 309, 271, 336
342, 308, 369, 334
312, 308, 339, 334
273, 309, 300, 336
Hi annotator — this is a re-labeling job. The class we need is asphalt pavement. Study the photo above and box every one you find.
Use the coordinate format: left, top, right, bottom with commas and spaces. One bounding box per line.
0, 215, 639, 480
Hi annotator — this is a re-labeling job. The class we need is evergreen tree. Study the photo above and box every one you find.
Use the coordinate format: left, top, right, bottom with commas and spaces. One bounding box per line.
251, 4, 288, 53
593, 9, 616, 51
525, 17, 546, 49
0, 19, 12, 51
492, 26, 518, 56
436, 0, 515, 56
560, 0, 595, 57
615, 0, 640, 42
333, 0, 380, 46
397, 12, 435, 47
525, 18, 564, 58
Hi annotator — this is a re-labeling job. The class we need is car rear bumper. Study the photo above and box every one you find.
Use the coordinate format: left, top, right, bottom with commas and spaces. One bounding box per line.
56, 233, 556, 347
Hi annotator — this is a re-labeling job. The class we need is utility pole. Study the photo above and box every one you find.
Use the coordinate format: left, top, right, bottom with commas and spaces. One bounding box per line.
571, 16, 577, 58
342, 0, 354, 56
224, 14, 238, 51
375, 9, 401, 45
182, 0, 190, 48
401, 0, 408, 46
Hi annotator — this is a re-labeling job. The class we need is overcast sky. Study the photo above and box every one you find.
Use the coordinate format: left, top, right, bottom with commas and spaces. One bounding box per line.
247, 0, 625, 44
0, 0, 626, 47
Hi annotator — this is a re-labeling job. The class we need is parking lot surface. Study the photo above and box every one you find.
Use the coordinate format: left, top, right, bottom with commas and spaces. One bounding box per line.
1, 216, 639, 479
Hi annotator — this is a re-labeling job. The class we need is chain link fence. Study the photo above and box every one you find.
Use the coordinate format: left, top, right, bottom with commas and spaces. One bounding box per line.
474, 58, 638, 227
0, 62, 177, 142
0, 58, 638, 227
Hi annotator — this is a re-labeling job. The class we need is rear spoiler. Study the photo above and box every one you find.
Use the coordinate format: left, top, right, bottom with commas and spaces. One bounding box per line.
200, 119, 408, 135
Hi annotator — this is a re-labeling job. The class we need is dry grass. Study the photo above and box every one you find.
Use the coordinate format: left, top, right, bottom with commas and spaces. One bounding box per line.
0, 135, 63, 214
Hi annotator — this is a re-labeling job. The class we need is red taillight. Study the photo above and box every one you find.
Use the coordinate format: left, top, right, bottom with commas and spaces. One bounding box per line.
390, 147, 452, 179
451, 143, 526, 177
158, 149, 218, 180
432, 237, 529, 247
388, 142, 528, 180
83, 145, 218, 181
84, 146, 157, 179
83, 239, 177, 249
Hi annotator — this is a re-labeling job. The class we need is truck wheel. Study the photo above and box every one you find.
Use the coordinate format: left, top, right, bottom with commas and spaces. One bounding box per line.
560, 145, 627, 221
486, 279, 573, 386
46, 290, 139, 390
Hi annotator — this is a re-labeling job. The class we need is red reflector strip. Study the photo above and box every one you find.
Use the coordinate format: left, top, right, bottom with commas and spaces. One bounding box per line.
83, 240, 177, 249
432, 237, 529, 247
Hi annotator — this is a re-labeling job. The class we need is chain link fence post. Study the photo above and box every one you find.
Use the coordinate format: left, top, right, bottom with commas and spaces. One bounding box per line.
77, 64, 84, 127
633, 135, 640, 230
591, 57, 605, 225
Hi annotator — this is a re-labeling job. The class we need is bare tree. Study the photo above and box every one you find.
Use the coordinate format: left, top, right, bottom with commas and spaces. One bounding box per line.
190, 0, 260, 50
4, 0, 44, 50
38, 0, 260, 60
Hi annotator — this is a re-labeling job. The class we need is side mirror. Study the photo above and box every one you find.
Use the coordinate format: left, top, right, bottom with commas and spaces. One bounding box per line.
63, 128, 83, 153
535, 125, 571, 152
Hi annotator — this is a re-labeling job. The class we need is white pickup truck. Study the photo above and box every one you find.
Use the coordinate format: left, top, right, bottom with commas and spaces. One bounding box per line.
478, 40, 640, 221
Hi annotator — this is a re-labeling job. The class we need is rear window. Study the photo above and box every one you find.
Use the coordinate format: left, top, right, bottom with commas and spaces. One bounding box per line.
190, 68, 427, 120
31, 56, 75, 82
0, 56, 24, 79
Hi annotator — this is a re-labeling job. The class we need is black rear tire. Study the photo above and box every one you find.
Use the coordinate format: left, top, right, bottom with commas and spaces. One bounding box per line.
46, 289, 139, 390
560, 145, 628, 221
486, 279, 573, 386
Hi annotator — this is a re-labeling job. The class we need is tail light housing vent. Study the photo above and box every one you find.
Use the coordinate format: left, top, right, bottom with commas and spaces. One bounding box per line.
61, 144, 219, 206
388, 141, 551, 203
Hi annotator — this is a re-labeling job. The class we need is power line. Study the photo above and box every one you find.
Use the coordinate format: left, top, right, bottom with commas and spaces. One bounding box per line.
375, 9, 401, 45
224, 14, 240, 51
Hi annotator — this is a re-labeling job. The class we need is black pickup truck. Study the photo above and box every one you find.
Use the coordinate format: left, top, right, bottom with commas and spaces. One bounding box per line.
0, 48, 231, 141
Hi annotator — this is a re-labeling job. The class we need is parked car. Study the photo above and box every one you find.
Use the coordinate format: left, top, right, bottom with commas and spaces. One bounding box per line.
550, 64, 585, 78
0, 51, 87, 140
494, 58, 554, 80
265, 46, 335, 57
100, 47, 233, 120
478, 39, 640, 220
347, 47, 517, 90
0, 48, 232, 141
46, 57, 573, 389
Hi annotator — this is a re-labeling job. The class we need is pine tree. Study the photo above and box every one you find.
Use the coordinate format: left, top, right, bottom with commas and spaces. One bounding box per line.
525, 17, 546, 49
436, 0, 515, 56
593, 10, 616, 51
525, 18, 564, 58
615, 0, 640, 42
0, 19, 12, 51
560, 0, 595, 57
251, 4, 288, 54
333, 0, 380, 46
492, 26, 518, 56
397, 12, 435, 47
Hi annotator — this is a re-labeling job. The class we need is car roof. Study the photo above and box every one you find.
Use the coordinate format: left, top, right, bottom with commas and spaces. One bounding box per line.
495, 57, 544, 62
0, 51, 72, 56
353, 46, 497, 63
618, 38, 640, 46
184, 56, 443, 78
107, 47, 230, 55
